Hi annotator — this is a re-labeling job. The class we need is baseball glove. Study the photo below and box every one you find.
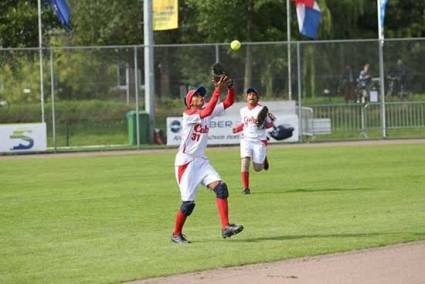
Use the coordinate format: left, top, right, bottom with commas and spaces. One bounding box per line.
211, 62, 233, 87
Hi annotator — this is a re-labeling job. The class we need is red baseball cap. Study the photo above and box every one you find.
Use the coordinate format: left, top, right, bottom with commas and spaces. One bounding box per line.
185, 86, 206, 108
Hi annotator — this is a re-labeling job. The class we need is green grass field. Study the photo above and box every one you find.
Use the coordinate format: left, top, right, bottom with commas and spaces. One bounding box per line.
1, 143, 425, 284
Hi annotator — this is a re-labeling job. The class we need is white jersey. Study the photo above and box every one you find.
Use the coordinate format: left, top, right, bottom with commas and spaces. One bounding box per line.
175, 103, 225, 166
239, 104, 271, 142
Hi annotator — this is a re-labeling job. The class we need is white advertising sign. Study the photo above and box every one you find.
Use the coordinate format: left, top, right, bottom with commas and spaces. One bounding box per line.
166, 113, 298, 146
0, 123, 47, 153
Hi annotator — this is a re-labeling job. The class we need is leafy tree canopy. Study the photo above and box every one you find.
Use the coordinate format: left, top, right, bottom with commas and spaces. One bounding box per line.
0, 0, 423, 47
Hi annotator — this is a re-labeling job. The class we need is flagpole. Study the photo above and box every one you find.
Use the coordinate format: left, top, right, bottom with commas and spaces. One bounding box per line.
287, 0, 292, 101
144, 0, 155, 143
37, 0, 45, 123
377, 0, 386, 137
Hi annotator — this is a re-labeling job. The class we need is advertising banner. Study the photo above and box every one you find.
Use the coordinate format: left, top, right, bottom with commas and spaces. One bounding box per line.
0, 123, 47, 153
166, 113, 298, 146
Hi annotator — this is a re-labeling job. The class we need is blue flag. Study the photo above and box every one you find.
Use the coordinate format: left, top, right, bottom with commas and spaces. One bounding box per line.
50, 0, 72, 31
380, 0, 388, 30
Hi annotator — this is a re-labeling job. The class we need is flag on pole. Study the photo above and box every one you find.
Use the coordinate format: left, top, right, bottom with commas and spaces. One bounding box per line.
379, 0, 388, 32
50, 0, 72, 31
294, 0, 321, 39
153, 0, 178, 31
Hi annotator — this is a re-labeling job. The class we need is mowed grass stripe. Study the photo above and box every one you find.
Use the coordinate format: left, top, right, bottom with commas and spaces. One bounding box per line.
0, 144, 424, 283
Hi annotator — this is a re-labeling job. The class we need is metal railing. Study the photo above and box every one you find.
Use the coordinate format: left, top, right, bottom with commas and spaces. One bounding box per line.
306, 101, 425, 137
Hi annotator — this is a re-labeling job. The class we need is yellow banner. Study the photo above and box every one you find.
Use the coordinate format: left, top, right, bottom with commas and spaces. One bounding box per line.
153, 0, 178, 31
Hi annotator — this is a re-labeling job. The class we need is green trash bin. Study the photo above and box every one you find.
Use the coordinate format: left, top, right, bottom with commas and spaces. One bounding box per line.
126, 111, 149, 145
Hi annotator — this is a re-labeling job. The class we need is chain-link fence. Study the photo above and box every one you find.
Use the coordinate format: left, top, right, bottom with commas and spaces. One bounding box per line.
1, 38, 424, 151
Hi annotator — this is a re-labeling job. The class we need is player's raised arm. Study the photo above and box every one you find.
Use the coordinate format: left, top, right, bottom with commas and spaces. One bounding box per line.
199, 76, 228, 118
222, 85, 235, 109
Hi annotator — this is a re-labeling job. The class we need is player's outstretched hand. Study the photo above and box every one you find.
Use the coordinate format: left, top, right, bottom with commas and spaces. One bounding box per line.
227, 78, 234, 88
213, 75, 229, 90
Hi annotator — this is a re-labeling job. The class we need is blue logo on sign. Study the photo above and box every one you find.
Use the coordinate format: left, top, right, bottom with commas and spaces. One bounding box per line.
10, 129, 34, 150
171, 120, 181, 133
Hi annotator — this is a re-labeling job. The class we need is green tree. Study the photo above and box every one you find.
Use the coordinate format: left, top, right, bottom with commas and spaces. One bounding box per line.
69, 0, 143, 45
57, 1, 144, 102
184, 0, 288, 93
385, 0, 425, 38
0, 53, 42, 103
325, 0, 373, 39
0, 0, 58, 48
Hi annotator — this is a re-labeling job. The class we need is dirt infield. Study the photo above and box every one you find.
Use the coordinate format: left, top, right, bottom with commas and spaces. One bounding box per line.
130, 241, 425, 284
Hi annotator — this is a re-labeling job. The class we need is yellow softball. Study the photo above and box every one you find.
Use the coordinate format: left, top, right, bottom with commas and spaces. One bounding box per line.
230, 40, 241, 51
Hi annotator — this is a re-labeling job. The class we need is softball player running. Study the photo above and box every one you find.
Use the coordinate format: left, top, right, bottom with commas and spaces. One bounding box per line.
171, 76, 243, 244
232, 87, 275, 195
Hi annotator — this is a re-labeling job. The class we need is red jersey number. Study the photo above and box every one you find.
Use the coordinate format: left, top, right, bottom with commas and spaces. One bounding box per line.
191, 132, 201, 141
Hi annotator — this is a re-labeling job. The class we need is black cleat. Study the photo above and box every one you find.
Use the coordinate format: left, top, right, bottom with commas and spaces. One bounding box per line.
222, 224, 244, 238
256, 106, 269, 128
264, 156, 269, 171
241, 188, 251, 195
171, 234, 191, 244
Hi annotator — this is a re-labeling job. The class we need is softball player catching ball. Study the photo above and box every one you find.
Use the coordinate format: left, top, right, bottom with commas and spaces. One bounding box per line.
171, 75, 243, 244
232, 87, 275, 195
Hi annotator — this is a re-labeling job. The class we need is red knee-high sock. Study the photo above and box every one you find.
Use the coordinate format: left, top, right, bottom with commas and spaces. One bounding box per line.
241, 171, 249, 189
215, 198, 229, 229
173, 209, 187, 236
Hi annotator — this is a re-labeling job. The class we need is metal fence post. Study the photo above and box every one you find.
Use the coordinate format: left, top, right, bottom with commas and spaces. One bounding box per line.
215, 44, 220, 63
144, 0, 155, 143
126, 65, 130, 104
49, 48, 57, 151
360, 103, 368, 138
134, 46, 141, 147
297, 42, 303, 142
37, 0, 45, 124
378, 39, 387, 138
287, 0, 292, 101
